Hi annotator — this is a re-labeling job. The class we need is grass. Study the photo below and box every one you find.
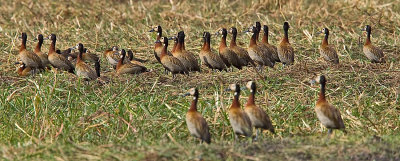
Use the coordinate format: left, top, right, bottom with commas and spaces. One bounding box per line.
0, 0, 400, 160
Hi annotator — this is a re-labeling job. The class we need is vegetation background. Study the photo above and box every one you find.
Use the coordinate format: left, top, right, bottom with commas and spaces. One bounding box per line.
0, 0, 399, 160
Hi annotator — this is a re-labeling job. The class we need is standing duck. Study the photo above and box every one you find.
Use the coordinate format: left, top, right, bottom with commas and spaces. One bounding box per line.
150, 25, 172, 64
116, 49, 148, 75
156, 37, 188, 78
311, 75, 346, 136
226, 83, 252, 139
277, 22, 295, 66
18, 33, 44, 71
362, 25, 385, 63
33, 34, 50, 68
228, 27, 254, 67
199, 32, 226, 71
216, 28, 242, 71
317, 28, 339, 64
261, 25, 280, 63
179, 31, 201, 72
243, 81, 274, 140
171, 31, 201, 72
245, 26, 274, 71
75, 43, 99, 80
47, 34, 75, 73
183, 88, 211, 144
255, 22, 275, 65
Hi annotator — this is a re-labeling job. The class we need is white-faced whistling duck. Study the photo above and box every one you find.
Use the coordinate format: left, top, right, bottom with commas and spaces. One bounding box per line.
199, 32, 226, 72
311, 75, 346, 136
171, 31, 201, 72
228, 27, 254, 67
179, 31, 201, 72
104, 46, 120, 68
116, 49, 148, 75
243, 81, 274, 140
33, 34, 50, 68
317, 28, 339, 64
47, 34, 75, 73
277, 22, 295, 66
16, 63, 33, 76
18, 33, 44, 71
156, 37, 188, 78
362, 25, 385, 63
75, 43, 99, 80
255, 22, 275, 65
261, 25, 280, 63
245, 26, 274, 71
150, 25, 172, 64
170, 36, 178, 53
216, 28, 242, 71
183, 88, 211, 144
226, 83, 252, 140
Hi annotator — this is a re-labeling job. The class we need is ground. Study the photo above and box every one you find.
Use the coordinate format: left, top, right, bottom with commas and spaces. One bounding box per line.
0, 0, 399, 160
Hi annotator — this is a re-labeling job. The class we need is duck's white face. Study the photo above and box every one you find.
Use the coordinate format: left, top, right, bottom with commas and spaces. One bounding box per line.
160, 37, 166, 43
321, 28, 326, 33
152, 26, 159, 32
112, 46, 119, 51
203, 32, 207, 38
249, 26, 255, 33
246, 81, 254, 90
228, 28, 233, 33
310, 75, 321, 85
229, 84, 237, 91
188, 88, 196, 95
218, 29, 223, 35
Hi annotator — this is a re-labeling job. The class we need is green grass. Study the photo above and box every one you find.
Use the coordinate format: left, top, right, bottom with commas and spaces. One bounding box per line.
1, 0, 400, 160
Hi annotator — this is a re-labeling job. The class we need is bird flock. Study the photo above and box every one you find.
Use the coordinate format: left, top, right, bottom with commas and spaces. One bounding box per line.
15, 21, 386, 143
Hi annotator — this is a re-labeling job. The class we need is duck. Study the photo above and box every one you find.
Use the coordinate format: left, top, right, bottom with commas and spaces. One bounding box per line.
150, 25, 172, 64
255, 22, 275, 65
47, 34, 75, 73
216, 28, 242, 70
171, 31, 201, 72
183, 88, 211, 144
245, 26, 274, 71
277, 22, 295, 66
18, 33, 44, 71
243, 81, 275, 140
104, 46, 120, 68
116, 49, 148, 75
156, 37, 188, 78
33, 34, 50, 68
226, 83, 252, 140
75, 43, 99, 80
261, 25, 280, 63
362, 25, 385, 63
317, 28, 339, 64
228, 27, 254, 67
199, 32, 226, 71
16, 63, 34, 76
311, 75, 346, 136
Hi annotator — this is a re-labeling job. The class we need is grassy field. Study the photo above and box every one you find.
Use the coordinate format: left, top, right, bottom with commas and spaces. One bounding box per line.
1, 0, 400, 160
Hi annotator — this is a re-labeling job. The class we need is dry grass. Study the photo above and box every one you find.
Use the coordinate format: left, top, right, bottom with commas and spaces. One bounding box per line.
0, 0, 399, 160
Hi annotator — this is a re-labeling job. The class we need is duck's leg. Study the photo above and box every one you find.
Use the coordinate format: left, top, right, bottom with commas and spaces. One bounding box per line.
254, 129, 259, 141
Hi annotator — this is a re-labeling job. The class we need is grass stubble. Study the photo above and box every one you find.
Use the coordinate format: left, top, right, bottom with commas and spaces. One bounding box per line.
0, 0, 399, 160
